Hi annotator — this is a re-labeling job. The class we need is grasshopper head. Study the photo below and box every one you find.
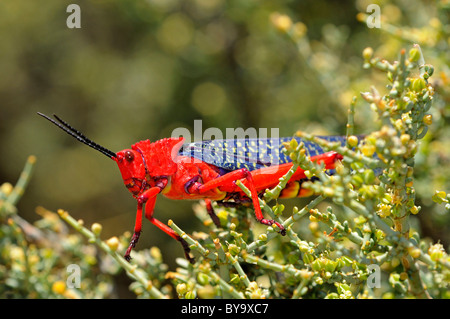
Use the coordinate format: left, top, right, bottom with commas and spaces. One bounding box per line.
114, 138, 184, 195
114, 148, 146, 195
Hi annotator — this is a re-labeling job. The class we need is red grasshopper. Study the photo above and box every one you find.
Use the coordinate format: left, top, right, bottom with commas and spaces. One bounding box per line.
38, 113, 344, 262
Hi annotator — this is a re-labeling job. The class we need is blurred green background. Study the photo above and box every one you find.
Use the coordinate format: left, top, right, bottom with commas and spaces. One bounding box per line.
0, 0, 448, 280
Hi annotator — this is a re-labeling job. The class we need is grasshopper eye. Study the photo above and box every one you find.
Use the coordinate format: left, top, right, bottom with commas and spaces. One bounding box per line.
125, 150, 134, 162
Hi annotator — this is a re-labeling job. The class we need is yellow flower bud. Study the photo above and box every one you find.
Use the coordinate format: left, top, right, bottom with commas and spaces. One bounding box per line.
309, 221, 319, 232
176, 283, 188, 295
91, 223, 102, 236
408, 48, 421, 62
391, 257, 400, 268
323, 187, 335, 197
410, 78, 426, 92
361, 144, 376, 157
400, 134, 410, 145
410, 205, 420, 215
432, 190, 447, 204
428, 243, 445, 261
292, 22, 307, 39
407, 246, 421, 258
106, 236, 119, 252
0, 183, 13, 195
52, 281, 66, 295
347, 135, 359, 147
270, 13, 292, 33
423, 114, 432, 125
258, 233, 268, 242
362, 47, 374, 60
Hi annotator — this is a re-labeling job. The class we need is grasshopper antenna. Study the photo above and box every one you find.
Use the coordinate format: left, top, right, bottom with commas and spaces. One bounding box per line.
37, 112, 117, 158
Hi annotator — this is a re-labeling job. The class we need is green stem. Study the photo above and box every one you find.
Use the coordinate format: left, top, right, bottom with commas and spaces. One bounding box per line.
346, 96, 356, 139
3, 156, 37, 212
206, 270, 245, 299
227, 252, 251, 288
168, 219, 217, 260
264, 160, 299, 201
242, 253, 305, 278
58, 209, 167, 299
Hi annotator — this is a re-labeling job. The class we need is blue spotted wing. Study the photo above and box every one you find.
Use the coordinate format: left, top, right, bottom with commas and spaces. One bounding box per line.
178, 136, 347, 172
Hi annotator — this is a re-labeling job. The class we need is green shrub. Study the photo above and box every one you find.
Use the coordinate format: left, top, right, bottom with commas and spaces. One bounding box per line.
1, 3, 449, 299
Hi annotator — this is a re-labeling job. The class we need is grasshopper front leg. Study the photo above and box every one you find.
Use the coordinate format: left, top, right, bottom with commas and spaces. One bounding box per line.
124, 186, 195, 263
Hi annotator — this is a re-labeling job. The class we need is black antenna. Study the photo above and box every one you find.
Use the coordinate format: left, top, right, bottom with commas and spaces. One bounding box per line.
37, 112, 117, 158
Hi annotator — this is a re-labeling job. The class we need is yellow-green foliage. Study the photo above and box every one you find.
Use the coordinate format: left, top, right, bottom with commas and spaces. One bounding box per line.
2, 43, 449, 298
1, 1, 449, 299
